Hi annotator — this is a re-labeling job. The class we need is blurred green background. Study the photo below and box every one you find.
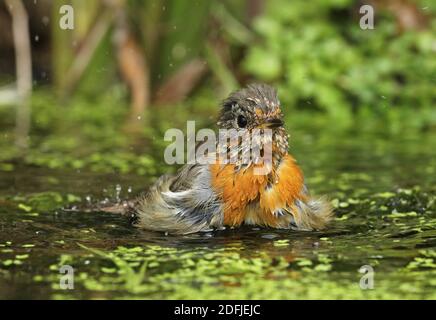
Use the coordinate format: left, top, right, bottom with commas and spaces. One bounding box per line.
0, 0, 435, 172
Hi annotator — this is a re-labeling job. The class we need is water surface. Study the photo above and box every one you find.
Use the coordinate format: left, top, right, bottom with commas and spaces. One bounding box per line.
0, 122, 435, 299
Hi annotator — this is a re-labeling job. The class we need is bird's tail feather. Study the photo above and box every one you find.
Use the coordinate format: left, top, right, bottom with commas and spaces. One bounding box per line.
292, 196, 333, 231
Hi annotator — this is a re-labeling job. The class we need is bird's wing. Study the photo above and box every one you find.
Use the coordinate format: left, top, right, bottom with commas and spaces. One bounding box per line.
134, 164, 224, 234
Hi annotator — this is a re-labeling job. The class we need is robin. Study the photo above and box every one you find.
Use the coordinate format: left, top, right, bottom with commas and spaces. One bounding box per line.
104, 83, 333, 234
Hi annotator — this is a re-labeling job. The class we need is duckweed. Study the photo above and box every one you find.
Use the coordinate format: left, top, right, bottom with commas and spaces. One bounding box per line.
0, 109, 435, 299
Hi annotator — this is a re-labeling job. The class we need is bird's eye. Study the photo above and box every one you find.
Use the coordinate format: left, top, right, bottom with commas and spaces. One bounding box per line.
237, 115, 248, 128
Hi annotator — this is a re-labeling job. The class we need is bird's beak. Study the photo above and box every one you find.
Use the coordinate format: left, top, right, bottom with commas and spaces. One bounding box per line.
263, 118, 284, 128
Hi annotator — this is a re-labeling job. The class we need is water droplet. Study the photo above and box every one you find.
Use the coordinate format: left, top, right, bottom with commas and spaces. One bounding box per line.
115, 184, 122, 202
42, 16, 49, 26
261, 234, 278, 240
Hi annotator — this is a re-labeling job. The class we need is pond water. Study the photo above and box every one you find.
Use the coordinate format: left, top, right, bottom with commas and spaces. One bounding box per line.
0, 118, 435, 299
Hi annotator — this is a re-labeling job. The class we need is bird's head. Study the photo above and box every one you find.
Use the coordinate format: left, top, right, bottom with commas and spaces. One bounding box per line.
217, 83, 284, 131
216, 83, 289, 170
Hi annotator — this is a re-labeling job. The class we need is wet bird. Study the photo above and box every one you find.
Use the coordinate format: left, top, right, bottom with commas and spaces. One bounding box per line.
101, 84, 333, 234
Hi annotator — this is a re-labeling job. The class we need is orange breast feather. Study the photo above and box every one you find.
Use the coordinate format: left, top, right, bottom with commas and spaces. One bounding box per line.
210, 154, 306, 227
